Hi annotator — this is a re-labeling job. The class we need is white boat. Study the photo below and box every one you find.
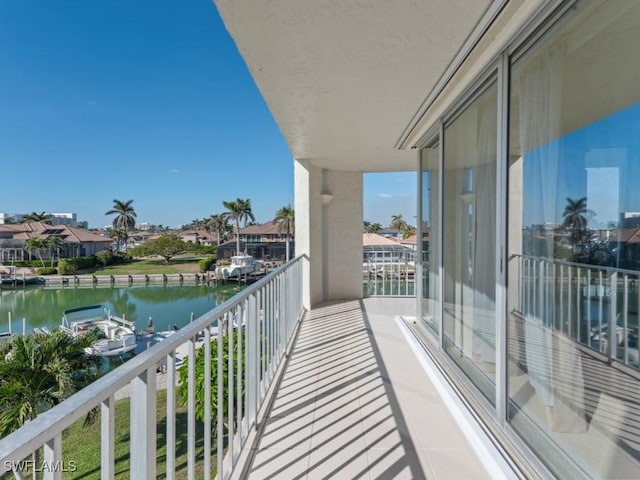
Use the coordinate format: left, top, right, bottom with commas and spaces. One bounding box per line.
217, 254, 261, 279
61, 304, 137, 357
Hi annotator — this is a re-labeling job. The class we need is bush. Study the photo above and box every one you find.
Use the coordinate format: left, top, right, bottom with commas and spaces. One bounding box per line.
12, 260, 45, 268
36, 267, 57, 275
199, 256, 217, 273
95, 249, 115, 266
57, 256, 98, 274
178, 331, 245, 425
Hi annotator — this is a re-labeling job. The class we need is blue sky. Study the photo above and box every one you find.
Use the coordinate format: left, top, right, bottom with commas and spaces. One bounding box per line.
0, 1, 415, 229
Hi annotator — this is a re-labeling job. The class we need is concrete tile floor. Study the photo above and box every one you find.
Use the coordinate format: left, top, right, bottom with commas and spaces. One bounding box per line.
247, 299, 493, 479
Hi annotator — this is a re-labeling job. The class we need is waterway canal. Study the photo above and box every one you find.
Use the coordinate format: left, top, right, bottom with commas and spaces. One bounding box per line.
0, 282, 245, 335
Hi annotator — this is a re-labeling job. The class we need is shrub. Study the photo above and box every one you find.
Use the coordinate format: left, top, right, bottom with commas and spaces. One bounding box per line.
12, 260, 44, 268
95, 249, 115, 266
199, 256, 217, 273
178, 331, 245, 426
36, 267, 57, 275
57, 256, 98, 274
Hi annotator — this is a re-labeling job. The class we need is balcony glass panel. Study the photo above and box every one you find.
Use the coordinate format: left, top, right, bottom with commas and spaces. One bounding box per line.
443, 80, 497, 404
507, 1, 640, 477
421, 142, 440, 335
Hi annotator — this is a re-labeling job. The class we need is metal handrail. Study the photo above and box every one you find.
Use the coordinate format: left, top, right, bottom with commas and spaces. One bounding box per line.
511, 254, 640, 369
0, 255, 306, 479
363, 248, 417, 297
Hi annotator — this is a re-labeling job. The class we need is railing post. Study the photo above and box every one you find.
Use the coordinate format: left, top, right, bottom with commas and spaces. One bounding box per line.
247, 294, 258, 430
227, 313, 235, 466
609, 270, 618, 363
623, 274, 629, 366
217, 318, 225, 479
43, 434, 62, 480
130, 368, 157, 480
204, 328, 212, 480
101, 395, 115, 480
166, 352, 176, 480
187, 332, 196, 480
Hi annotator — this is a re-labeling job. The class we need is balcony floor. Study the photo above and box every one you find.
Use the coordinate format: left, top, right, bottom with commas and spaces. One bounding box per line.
246, 298, 494, 479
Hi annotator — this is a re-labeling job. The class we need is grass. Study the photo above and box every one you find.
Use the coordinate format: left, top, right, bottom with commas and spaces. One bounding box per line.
80, 257, 203, 276
60, 390, 212, 479
0, 390, 213, 480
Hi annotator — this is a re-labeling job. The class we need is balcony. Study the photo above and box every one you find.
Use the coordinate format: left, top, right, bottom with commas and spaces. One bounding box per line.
0, 258, 500, 479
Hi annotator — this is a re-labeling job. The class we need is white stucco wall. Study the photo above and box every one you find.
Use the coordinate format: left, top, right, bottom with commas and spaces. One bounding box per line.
324, 169, 363, 302
294, 159, 363, 309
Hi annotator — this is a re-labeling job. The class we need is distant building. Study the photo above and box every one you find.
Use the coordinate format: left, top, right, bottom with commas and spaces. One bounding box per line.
0, 212, 80, 227
217, 221, 293, 261
362, 233, 416, 264
49, 213, 78, 227
621, 212, 640, 228
0, 222, 112, 262
177, 230, 217, 246
0, 213, 24, 224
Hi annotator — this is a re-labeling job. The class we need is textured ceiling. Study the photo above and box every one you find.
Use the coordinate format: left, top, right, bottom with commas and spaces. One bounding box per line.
215, 0, 493, 172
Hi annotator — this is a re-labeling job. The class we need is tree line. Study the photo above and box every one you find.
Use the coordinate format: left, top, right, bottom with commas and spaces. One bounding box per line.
363, 213, 417, 239
104, 198, 296, 261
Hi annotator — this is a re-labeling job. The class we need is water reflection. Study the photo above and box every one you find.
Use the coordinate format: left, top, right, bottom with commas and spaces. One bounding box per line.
0, 283, 243, 334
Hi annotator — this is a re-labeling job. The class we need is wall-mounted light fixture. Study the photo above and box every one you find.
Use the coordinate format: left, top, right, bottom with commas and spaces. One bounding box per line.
320, 192, 334, 205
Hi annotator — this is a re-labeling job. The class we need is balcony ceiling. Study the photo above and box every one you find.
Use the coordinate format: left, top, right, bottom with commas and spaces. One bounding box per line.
214, 0, 493, 172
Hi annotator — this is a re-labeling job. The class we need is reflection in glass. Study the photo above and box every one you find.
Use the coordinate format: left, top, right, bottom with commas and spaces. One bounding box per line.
507, 1, 640, 477
421, 143, 440, 335
443, 81, 497, 404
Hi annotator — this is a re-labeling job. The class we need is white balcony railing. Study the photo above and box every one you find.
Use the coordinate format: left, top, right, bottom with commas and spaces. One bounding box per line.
0, 256, 305, 480
363, 249, 416, 297
513, 255, 640, 368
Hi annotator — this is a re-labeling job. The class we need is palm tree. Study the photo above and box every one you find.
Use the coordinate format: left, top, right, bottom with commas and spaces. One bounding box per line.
21, 211, 51, 223
562, 197, 588, 254
363, 221, 382, 234
0, 330, 102, 439
223, 198, 255, 255
208, 214, 230, 247
46, 235, 65, 267
401, 224, 417, 239
274, 205, 295, 262
237, 198, 255, 227
105, 199, 137, 252
390, 214, 408, 231
110, 228, 128, 253
24, 237, 46, 267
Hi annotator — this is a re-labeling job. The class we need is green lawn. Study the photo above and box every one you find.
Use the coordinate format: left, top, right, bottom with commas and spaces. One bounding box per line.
0, 390, 214, 480
80, 257, 203, 276
61, 390, 213, 479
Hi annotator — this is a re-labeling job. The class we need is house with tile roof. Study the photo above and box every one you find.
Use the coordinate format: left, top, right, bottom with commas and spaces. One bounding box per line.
217, 221, 293, 261
177, 229, 218, 246
0, 222, 112, 263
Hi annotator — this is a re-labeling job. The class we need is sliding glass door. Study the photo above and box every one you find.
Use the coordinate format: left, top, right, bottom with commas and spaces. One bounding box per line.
442, 80, 497, 404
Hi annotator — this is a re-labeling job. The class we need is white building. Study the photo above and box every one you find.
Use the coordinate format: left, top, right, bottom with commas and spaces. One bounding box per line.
0, 212, 78, 227
216, 1, 640, 478
49, 212, 77, 227
0, 213, 24, 224
3, 3, 639, 479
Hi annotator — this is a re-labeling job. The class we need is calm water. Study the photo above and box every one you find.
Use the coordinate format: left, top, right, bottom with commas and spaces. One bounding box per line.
0, 283, 245, 334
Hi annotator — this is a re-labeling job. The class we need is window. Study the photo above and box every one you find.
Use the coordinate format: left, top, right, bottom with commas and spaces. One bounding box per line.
421, 141, 441, 335
507, 1, 640, 476
443, 80, 498, 404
